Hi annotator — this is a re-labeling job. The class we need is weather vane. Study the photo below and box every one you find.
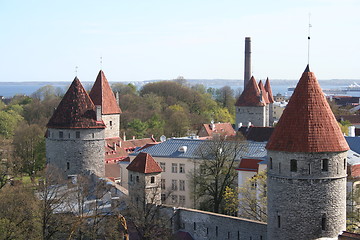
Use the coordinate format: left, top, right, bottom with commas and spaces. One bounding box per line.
75, 66, 78, 76
100, 56, 103, 70
308, 13, 312, 65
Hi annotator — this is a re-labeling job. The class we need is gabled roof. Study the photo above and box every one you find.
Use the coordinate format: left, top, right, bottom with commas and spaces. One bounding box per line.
126, 152, 162, 174
89, 70, 122, 115
266, 65, 349, 152
47, 77, 105, 129
235, 76, 266, 107
197, 122, 236, 138
258, 80, 270, 104
264, 77, 274, 103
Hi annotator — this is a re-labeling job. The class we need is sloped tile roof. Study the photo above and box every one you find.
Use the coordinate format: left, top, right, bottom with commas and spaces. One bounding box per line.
197, 122, 236, 138
264, 77, 274, 103
126, 152, 162, 173
258, 80, 270, 104
266, 65, 349, 152
47, 77, 105, 129
246, 126, 274, 142
236, 158, 263, 172
89, 70, 122, 115
235, 76, 266, 107
105, 163, 121, 178
135, 138, 267, 160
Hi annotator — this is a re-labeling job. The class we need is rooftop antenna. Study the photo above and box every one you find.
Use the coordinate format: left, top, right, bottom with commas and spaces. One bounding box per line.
75, 66, 78, 76
100, 56, 103, 70
307, 13, 312, 65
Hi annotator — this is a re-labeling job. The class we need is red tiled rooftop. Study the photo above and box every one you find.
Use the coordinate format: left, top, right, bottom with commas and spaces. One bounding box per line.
236, 158, 263, 172
258, 80, 270, 104
126, 152, 162, 174
47, 77, 105, 129
265, 77, 274, 103
198, 122, 236, 138
266, 65, 349, 152
89, 70, 122, 115
235, 76, 266, 107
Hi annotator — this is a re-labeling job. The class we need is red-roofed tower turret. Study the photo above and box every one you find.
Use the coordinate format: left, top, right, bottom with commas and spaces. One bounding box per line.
89, 70, 121, 139
127, 152, 162, 206
235, 76, 269, 128
264, 77, 275, 126
266, 65, 349, 240
46, 77, 106, 177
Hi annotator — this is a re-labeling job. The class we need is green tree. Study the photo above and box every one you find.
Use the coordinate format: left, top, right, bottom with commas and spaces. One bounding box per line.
238, 170, 267, 222
13, 124, 46, 179
0, 111, 23, 138
127, 119, 149, 139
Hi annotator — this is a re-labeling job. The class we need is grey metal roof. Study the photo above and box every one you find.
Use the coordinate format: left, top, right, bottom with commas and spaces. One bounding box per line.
347, 149, 360, 166
346, 136, 360, 154
133, 138, 267, 160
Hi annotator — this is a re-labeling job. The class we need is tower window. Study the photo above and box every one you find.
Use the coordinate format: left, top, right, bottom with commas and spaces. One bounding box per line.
270, 157, 273, 169
344, 158, 347, 170
109, 121, 112, 126
277, 215, 281, 228
278, 162, 281, 174
290, 159, 297, 172
150, 176, 155, 183
59, 131, 63, 139
92, 133, 95, 138
322, 159, 329, 172
130, 174, 133, 182
76, 131, 80, 138
321, 214, 326, 230
193, 222, 196, 230
308, 163, 311, 174
216, 226, 218, 236
136, 176, 139, 183
67, 162, 70, 170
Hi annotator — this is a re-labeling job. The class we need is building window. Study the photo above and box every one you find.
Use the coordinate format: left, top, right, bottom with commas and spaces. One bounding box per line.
278, 162, 281, 174
136, 176, 139, 183
150, 176, 155, 183
278, 215, 281, 228
161, 179, 165, 189
59, 131, 63, 139
172, 180, 178, 190
179, 164, 185, 173
270, 157, 273, 169
193, 222, 196, 230
68, 133, 70, 138
344, 158, 347, 170
308, 163, 311, 174
160, 162, 165, 172
179, 195, 185, 205
76, 131, 80, 138
179, 180, 185, 191
130, 174, 133, 182
172, 163, 178, 173
321, 214, 326, 230
67, 162, 70, 170
161, 194, 166, 202
290, 159, 297, 172
92, 133, 95, 138
322, 159, 329, 172
109, 121, 112, 126
171, 195, 178, 204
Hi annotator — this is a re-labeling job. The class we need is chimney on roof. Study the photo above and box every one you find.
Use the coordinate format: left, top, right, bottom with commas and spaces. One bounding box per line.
113, 142, 117, 151
349, 126, 355, 137
238, 122, 242, 129
123, 132, 126, 141
248, 122, 252, 128
96, 105, 102, 121
244, 37, 251, 89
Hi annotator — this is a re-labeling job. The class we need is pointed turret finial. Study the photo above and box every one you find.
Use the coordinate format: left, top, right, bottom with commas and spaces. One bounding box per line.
304, 64, 310, 72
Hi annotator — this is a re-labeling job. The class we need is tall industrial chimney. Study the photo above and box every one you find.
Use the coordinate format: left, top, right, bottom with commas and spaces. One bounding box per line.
244, 37, 251, 89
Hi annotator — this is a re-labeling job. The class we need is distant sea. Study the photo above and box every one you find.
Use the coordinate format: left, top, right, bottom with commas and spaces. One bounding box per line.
0, 80, 360, 98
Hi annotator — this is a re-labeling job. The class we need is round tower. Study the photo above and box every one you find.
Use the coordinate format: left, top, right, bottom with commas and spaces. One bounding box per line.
46, 77, 106, 177
266, 65, 349, 240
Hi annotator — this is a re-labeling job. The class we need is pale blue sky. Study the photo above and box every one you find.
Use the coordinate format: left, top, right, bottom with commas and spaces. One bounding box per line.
0, 0, 359, 82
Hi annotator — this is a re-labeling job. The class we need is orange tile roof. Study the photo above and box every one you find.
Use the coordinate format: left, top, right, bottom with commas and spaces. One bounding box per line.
264, 77, 274, 103
89, 70, 122, 115
235, 76, 266, 107
266, 65, 349, 152
258, 80, 270, 104
47, 77, 105, 129
126, 152, 162, 174
198, 122, 236, 138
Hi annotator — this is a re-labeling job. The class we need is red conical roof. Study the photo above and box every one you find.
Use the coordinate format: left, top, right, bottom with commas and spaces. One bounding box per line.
235, 76, 266, 107
47, 77, 105, 129
264, 77, 274, 103
266, 65, 349, 152
89, 70, 122, 115
258, 80, 270, 104
126, 152, 162, 174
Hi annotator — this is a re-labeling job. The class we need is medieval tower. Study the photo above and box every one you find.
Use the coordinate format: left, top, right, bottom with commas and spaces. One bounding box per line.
265, 77, 275, 125
235, 76, 270, 128
46, 77, 106, 177
266, 65, 349, 240
126, 152, 162, 206
89, 70, 122, 139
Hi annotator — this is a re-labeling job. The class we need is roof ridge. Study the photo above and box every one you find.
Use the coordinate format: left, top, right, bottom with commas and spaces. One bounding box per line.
235, 76, 266, 107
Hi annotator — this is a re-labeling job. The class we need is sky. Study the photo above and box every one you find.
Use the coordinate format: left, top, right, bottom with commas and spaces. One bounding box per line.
0, 0, 359, 82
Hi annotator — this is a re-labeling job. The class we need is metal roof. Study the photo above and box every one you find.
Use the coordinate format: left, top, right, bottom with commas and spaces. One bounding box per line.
133, 138, 267, 160
346, 136, 360, 154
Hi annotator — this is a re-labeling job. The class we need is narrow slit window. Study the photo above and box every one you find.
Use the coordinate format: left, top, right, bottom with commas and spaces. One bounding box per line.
67, 162, 70, 170
270, 157, 273, 169
76, 131, 80, 138
344, 158, 347, 170
290, 159, 297, 172
278, 215, 281, 228
321, 214, 326, 230
193, 222, 196, 230
322, 159, 329, 172
278, 162, 281, 174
